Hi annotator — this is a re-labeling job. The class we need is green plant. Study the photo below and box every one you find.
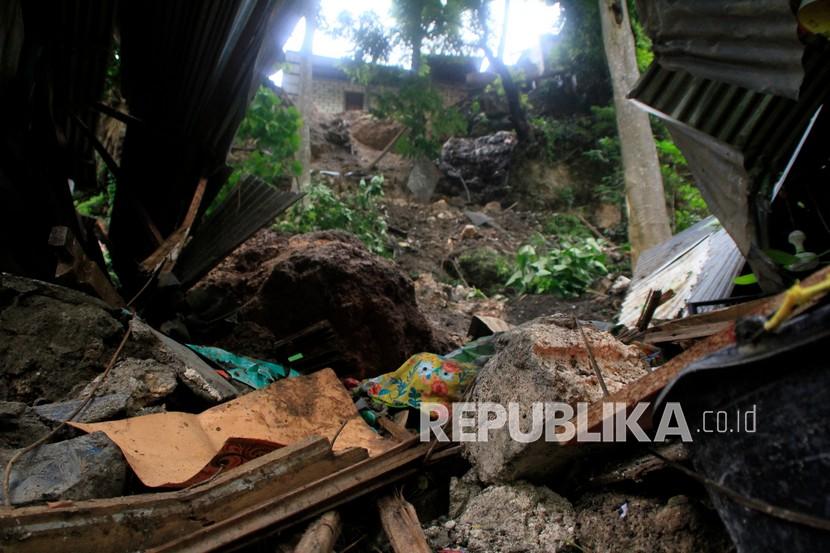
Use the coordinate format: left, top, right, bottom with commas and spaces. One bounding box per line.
209, 86, 302, 216
506, 236, 609, 298
74, 168, 117, 220
543, 213, 593, 239
277, 175, 390, 256
655, 133, 709, 231
373, 77, 466, 159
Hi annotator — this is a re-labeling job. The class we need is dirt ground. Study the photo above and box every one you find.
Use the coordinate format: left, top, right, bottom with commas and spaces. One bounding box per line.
384, 195, 623, 346
203, 110, 626, 352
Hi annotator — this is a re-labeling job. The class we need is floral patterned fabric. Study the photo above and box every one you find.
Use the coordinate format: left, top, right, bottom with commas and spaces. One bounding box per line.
362, 352, 479, 411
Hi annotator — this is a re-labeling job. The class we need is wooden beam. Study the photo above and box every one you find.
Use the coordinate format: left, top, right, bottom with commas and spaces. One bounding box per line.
48, 226, 125, 308
377, 494, 431, 553
139, 178, 207, 273
293, 511, 341, 553
147, 441, 433, 553
0, 438, 366, 553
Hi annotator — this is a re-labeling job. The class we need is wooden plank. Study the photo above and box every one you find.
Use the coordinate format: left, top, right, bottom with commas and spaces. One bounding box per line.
293, 511, 341, 553
140, 177, 207, 273
502, 266, 830, 480
0, 438, 367, 553
147, 441, 433, 553
643, 296, 770, 344
48, 226, 125, 308
377, 494, 431, 553
563, 265, 830, 442
377, 416, 414, 443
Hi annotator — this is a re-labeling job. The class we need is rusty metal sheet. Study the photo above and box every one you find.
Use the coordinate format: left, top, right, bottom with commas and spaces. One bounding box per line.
70, 368, 394, 488
634, 0, 804, 99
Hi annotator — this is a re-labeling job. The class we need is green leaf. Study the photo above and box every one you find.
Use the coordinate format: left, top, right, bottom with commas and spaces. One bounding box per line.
764, 249, 798, 267
733, 273, 758, 285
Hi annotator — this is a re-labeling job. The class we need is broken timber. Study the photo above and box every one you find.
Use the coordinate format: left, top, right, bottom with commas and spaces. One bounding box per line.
508, 266, 830, 479
377, 494, 432, 553
293, 510, 341, 553
0, 435, 450, 553
0, 437, 364, 553
148, 440, 436, 553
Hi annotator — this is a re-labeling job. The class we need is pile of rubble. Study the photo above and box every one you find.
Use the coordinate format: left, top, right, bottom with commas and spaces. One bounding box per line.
2, 230, 830, 551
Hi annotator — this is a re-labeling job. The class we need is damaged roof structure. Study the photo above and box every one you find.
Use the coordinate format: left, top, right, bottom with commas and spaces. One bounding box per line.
632, 0, 830, 293
0, 0, 303, 299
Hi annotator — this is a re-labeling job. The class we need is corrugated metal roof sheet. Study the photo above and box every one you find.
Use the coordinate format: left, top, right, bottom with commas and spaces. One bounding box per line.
628, 47, 830, 291
619, 217, 743, 327
634, 0, 805, 99
175, 175, 302, 289
109, 0, 297, 288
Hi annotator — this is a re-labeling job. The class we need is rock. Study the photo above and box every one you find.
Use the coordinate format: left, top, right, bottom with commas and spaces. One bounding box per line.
134, 321, 237, 403
407, 156, 442, 203
463, 315, 647, 483
459, 224, 478, 240
438, 131, 517, 202
449, 470, 483, 519
349, 115, 402, 150
464, 210, 497, 228
0, 432, 127, 506
0, 273, 125, 403
428, 480, 576, 553
33, 393, 130, 424
432, 199, 450, 211
595, 203, 622, 229
118, 319, 237, 405
610, 275, 631, 295
453, 247, 511, 296
243, 231, 439, 378
78, 358, 177, 415
0, 401, 51, 449
574, 492, 732, 553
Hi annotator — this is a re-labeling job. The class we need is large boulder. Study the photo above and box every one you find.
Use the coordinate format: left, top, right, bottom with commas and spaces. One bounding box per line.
463, 315, 647, 483
438, 131, 518, 201
0, 432, 127, 506
0, 273, 124, 403
349, 115, 402, 150
242, 231, 440, 378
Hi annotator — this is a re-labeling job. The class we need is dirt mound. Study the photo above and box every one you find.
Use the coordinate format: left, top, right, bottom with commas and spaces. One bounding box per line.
575, 492, 732, 553
200, 231, 440, 379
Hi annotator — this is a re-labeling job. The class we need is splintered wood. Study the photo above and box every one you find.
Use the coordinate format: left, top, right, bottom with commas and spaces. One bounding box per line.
294, 511, 341, 553
377, 494, 432, 553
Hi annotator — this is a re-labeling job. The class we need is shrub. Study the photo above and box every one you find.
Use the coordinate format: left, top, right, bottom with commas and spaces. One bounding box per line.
277, 175, 390, 256
506, 236, 609, 298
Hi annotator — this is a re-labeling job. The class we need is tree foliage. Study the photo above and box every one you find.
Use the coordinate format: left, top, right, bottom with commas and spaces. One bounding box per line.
208, 85, 302, 215
373, 77, 466, 159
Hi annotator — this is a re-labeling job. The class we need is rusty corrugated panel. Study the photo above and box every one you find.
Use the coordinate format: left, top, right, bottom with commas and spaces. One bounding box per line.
174, 175, 302, 289
634, 0, 805, 99
109, 0, 296, 288
628, 49, 830, 290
